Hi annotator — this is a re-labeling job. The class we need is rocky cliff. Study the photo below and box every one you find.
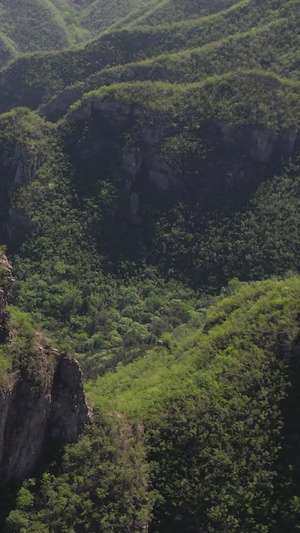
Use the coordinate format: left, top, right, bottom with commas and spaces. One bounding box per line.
0, 91, 299, 251
67, 95, 300, 217
0, 255, 90, 485
0, 140, 42, 247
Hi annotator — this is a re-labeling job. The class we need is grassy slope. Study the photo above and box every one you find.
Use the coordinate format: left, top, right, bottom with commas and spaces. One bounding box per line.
0, 0, 71, 53
106, 12, 300, 84
68, 0, 242, 35
86, 276, 300, 414
0, 0, 292, 113
86, 277, 300, 531
125, 0, 243, 27
77, 72, 300, 137
1, 0, 236, 60
80, 0, 155, 34
44, 7, 299, 120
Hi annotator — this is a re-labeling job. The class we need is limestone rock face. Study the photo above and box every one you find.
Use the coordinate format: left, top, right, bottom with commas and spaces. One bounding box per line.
51, 355, 89, 443
0, 141, 42, 246
4, 208, 32, 247
68, 97, 180, 209
0, 257, 90, 485
67, 96, 300, 221
0, 255, 13, 343
39, 85, 84, 123
219, 122, 299, 164
215, 124, 300, 195
0, 348, 89, 485
1, 95, 300, 246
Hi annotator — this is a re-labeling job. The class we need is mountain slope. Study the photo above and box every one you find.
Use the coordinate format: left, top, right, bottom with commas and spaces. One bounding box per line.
0, 72, 298, 361
14, 276, 300, 532
0, 0, 72, 52
0, 0, 300, 531
41, 10, 300, 120
0, 0, 296, 114
123, 0, 244, 27
79, 0, 156, 34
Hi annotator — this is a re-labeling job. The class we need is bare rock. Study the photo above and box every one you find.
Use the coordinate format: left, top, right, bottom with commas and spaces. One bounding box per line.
51, 355, 90, 443
0, 343, 90, 485
0, 258, 90, 485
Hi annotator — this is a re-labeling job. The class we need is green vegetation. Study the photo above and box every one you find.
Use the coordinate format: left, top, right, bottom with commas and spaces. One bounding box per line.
5, 412, 152, 533
77, 14, 300, 90
52, 75, 300, 292
85, 277, 300, 532
0, 0, 248, 67
0, 0, 300, 531
0, 34, 17, 69
0, 302, 43, 388
0, 71, 298, 368
130, 0, 248, 27
79, 0, 155, 35
0, 0, 296, 113
8, 277, 300, 531
81, 73, 300, 128
0, 0, 71, 53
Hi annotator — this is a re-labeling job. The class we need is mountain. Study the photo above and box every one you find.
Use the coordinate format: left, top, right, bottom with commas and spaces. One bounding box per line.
0, 0, 298, 113
0, 0, 300, 531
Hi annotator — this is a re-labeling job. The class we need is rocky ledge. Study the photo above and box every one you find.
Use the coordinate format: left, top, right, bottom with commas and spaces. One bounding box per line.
0, 254, 90, 485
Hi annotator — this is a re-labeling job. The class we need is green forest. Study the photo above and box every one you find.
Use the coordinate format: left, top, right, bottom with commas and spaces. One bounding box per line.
0, 0, 300, 531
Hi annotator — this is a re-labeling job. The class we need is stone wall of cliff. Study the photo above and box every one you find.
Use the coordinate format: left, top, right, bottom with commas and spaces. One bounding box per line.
67, 96, 300, 218
0, 96, 299, 252
0, 255, 90, 485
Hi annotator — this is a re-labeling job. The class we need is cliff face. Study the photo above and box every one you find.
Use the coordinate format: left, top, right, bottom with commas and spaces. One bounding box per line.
0, 140, 42, 247
0, 256, 90, 485
68, 96, 300, 216
0, 95, 299, 250
0, 255, 13, 343
0, 349, 89, 485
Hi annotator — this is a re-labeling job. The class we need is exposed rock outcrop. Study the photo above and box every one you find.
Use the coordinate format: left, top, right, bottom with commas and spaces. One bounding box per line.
1, 95, 300, 248
68, 97, 180, 205
0, 347, 89, 485
67, 96, 300, 220
39, 85, 85, 123
0, 141, 42, 247
0, 254, 13, 343
0, 256, 90, 485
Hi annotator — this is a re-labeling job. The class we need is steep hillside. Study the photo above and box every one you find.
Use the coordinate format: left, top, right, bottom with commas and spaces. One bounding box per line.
9, 276, 300, 532
0, 0, 72, 53
0, 0, 240, 63
56, 74, 300, 286
0, 0, 299, 531
53, 0, 243, 37
121, 0, 245, 28
0, 0, 295, 114
43, 12, 299, 120
85, 277, 300, 532
79, 0, 156, 35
